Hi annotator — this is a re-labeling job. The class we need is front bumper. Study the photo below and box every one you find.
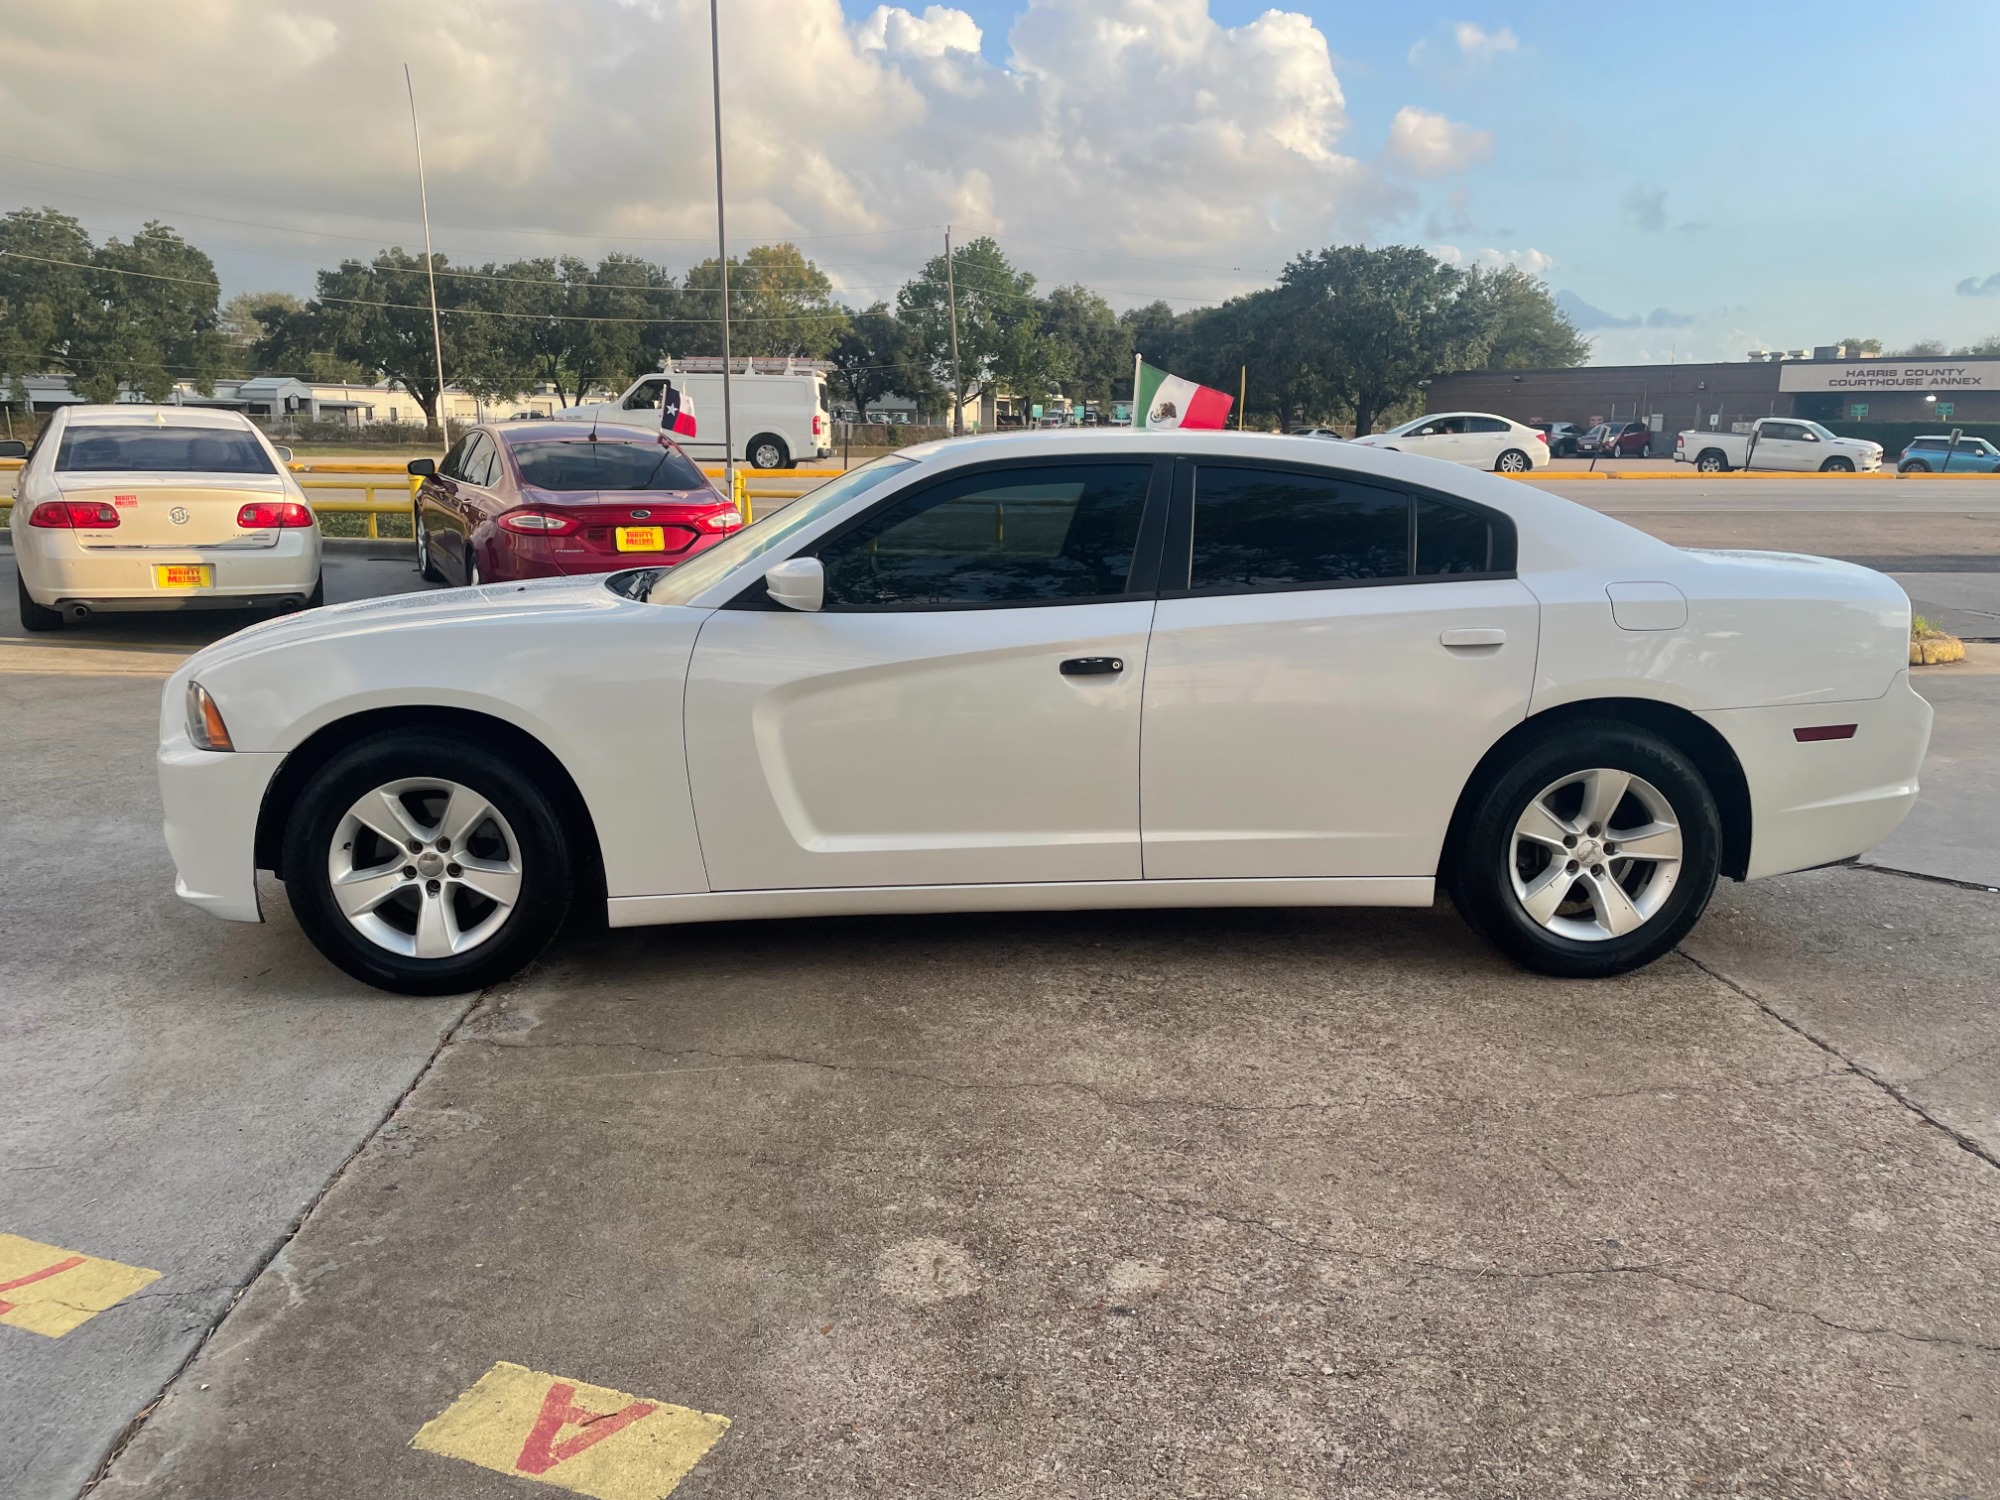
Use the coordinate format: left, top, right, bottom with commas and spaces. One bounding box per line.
1703, 671, 1933, 880
159, 732, 284, 922
21, 531, 320, 608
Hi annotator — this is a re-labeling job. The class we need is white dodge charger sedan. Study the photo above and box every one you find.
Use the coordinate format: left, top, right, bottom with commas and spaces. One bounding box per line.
13, 406, 321, 631
157, 431, 1930, 995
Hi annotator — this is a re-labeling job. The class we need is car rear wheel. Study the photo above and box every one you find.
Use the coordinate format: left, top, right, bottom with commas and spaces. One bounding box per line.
415, 506, 444, 582
1448, 722, 1721, 978
16, 569, 63, 632
1901, 459, 1931, 473
283, 732, 573, 995
1494, 448, 1531, 473
747, 433, 790, 470
1820, 456, 1854, 473
1695, 449, 1729, 473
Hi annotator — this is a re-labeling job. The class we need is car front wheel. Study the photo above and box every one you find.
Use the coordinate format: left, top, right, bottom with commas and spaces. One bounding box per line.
1448, 722, 1721, 978
283, 732, 573, 995
1820, 456, 1854, 472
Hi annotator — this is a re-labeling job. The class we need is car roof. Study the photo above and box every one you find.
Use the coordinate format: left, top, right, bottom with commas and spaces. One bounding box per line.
491, 421, 680, 445
59, 406, 256, 431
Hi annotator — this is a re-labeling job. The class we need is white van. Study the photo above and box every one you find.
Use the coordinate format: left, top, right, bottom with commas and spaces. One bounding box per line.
561, 367, 832, 469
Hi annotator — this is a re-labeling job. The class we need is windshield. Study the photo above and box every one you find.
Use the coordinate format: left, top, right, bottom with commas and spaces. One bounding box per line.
56, 426, 274, 474
509, 438, 707, 492
1802, 421, 1841, 441
645, 455, 917, 605
1384, 416, 1433, 436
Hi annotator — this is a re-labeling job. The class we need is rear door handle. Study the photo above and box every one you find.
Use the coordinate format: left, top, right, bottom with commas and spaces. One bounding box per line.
1060, 656, 1124, 676
1440, 628, 1506, 648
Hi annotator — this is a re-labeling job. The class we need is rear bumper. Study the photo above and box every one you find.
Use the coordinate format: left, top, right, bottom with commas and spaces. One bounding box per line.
20, 532, 320, 607
1703, 672, 1933, 881
158, 733, 284, 922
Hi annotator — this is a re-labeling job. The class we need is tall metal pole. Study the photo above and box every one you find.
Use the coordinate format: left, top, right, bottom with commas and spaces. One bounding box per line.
403, 65, 449, 446
945, 224, 963, 436
708, 0, 737, 497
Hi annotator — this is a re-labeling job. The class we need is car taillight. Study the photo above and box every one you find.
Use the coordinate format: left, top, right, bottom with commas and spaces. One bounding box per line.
28, 500, 120, 528
1534, 431, 1547, 444
699, 508, 744, 531
498, 508, 581, 536
813, 414, 825, 436
236, 501, 314, 528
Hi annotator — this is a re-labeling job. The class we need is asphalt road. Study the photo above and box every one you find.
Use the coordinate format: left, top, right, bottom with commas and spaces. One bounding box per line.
3, 481, 1999, 1498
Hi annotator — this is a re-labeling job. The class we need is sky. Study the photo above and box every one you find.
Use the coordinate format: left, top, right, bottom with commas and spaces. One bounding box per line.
0, 0, 1995, 367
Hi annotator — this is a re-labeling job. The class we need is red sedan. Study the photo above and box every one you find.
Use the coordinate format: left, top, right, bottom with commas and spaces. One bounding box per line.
407, 423, 741, 586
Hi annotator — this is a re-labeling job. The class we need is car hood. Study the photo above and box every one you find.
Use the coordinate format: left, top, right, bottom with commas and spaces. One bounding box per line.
182, 575, 629, 673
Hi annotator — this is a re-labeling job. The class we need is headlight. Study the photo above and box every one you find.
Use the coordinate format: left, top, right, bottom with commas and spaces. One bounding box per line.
186, 681, 234, 751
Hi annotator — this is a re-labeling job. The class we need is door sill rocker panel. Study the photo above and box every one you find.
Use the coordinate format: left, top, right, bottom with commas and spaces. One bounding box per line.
607, 876, 1434, 928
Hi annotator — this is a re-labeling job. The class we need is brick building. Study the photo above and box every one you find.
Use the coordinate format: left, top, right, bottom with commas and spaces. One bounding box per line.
1426, 354, 2000, 435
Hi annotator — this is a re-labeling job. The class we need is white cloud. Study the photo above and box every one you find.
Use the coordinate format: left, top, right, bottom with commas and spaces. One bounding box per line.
1452, 22, 1519, 65
0, 0, 1424, 312
856, 4, 982, 57
1434, 245, 1554, 277
1384, 107, 1493, 178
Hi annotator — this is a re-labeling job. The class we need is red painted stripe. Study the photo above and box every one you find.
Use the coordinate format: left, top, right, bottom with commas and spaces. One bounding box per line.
1180, 384, 1234, 429
1793, 724, 1858, 742
0, 1254, 86, 1314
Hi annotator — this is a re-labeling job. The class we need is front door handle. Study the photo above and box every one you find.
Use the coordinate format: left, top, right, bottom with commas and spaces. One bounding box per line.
1060, 656, 1124, 676
1440, 628, 1506, 648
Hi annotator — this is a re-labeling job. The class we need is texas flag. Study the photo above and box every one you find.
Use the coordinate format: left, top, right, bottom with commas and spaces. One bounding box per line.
1133, 357, 1232, 429
659, 380, 697, 437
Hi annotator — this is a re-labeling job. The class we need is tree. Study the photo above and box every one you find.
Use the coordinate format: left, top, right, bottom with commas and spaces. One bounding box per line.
1278, 245, 1476, 435
472, 254, 661, 407
1954, 335, 2000, 357
307, 249, 487, 438
1892, 339, 1947, 358
1040, 285, 1131, 407
1832, 336, 1882, 356
0, 207, 95, 406
826, 302, 929, 420
1458, 264, 1590, 370
679, 243, 845, 359
898, 236, 1037, 423
68, 221, 226, 402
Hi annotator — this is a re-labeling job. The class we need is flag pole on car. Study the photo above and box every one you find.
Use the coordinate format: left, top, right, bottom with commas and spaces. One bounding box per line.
403, 65, 449, 449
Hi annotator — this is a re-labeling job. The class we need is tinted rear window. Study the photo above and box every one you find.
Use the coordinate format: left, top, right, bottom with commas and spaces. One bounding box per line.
510, 440, 707, 493
56, 427, 274, 474
1190, 467, 1408, 589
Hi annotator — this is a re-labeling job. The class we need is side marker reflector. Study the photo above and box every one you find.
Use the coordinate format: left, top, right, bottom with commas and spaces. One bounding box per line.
1793, 724, 1857, 742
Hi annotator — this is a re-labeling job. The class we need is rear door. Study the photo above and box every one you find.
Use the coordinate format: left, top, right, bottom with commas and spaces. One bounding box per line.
1463, 415, 1513, 468
684, 457, 1168, 891
1141, 458, 1538, 880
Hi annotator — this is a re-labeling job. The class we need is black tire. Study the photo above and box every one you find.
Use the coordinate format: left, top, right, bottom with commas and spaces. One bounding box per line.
16, 568, 64, 632
1901, 459, 1930, 474
1447, 721, 1722, 978
1494, 448, 1531, 474
415, 505, 444, 582
1695, 449, 1729, 473
1820, 456, 1854, 473
747, 433, 790, 470
303, 572, 326, 610
283, 731, 574, 995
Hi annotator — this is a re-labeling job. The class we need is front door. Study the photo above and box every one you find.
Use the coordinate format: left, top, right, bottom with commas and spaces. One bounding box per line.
685, 457, 1168, 891
1749, 421, 1812, 471
1141, 458, 1538, 879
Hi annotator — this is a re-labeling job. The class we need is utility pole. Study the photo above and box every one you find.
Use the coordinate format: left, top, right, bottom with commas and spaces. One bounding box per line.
708, 0, 737, 499
945, 224, 963, 436
403, 64, 449, 447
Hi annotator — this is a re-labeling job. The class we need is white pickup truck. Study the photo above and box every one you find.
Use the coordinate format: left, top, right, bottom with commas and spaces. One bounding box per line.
1673, 418, 1883, 473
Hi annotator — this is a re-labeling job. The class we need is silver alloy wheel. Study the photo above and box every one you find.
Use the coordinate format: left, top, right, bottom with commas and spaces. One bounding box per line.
1508, 767, 1683, 942
415, 513, 430, 572
1496, 448, 1530, 473
328, 777, 523, 959
468, 555, 483, 586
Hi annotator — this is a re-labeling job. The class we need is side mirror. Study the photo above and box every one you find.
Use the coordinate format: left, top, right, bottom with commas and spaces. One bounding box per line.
765, 557, 824, 612
0, 439, 26, 459
407, 458, 436, 477
273, 445, 295, 464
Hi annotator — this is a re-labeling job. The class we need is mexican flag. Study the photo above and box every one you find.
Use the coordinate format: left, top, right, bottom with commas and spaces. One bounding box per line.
1133, 357, 1233, 429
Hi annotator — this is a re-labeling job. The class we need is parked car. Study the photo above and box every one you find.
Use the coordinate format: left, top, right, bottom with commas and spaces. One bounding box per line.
1576, 421, 1652, 459
1530, 421, 1584, 457
1289, 427, 1345, 441
1349, 412, 1548, 472
1673, 418, 1884, 473
10, 406, 320, 632
560, 368, 832, 470
1897, 434, 2000, 474
407, 422, 741, 587
160, 429, 1929, 996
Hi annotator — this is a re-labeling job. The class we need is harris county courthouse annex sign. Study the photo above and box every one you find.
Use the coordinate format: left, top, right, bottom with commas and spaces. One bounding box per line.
1778, 360, 2000, 392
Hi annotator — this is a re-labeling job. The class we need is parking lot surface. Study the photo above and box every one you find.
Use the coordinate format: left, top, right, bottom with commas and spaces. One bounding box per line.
4, 479, 1999, 1498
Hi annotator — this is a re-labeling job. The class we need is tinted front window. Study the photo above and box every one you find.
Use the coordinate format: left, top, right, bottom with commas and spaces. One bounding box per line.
55, 427, 274, 474
819, 463, 1151, 608
511, 440, 706, 492
1190, 467, 1408, 589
